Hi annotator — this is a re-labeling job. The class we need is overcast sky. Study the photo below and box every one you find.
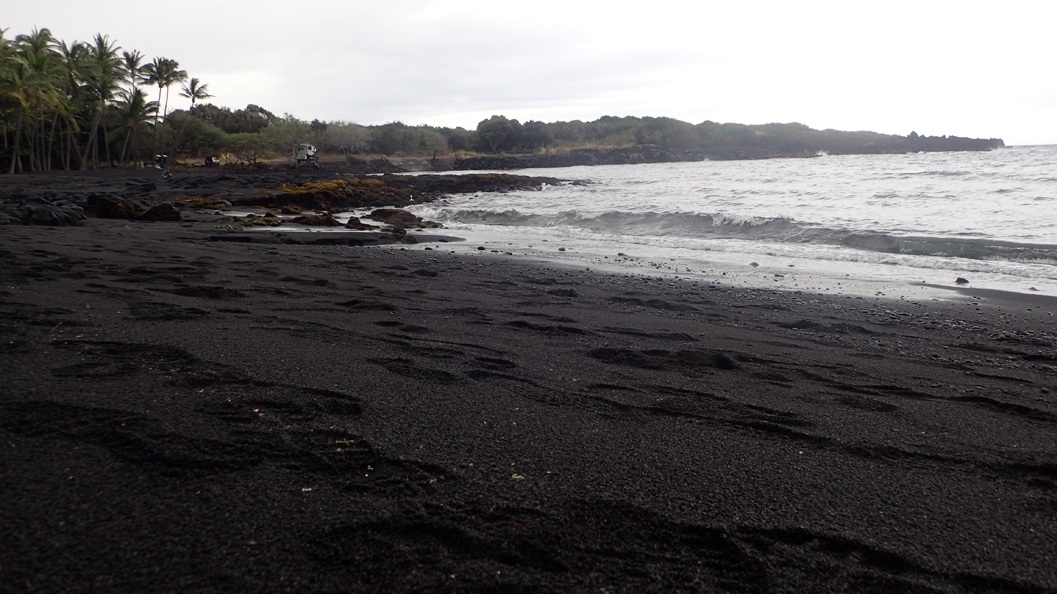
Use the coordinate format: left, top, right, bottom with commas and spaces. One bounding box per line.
7, 1, 1056, 145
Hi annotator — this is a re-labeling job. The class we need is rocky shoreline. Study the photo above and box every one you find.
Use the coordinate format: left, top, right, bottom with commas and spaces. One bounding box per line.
0, 168, 566, 230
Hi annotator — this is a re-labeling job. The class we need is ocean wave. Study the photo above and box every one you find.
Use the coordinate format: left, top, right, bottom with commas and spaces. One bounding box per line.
430, 207, 1057, 265
904, 169, 977, 178
837, 234, 1057, 264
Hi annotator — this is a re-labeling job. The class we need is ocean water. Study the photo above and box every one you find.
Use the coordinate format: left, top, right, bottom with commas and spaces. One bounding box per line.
404, 145, 1057, 299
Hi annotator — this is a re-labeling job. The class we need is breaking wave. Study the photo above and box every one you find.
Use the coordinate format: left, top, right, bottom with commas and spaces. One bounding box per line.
430, 208, 1057, 265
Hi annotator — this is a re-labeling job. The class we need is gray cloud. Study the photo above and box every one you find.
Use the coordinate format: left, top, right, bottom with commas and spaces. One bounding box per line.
6, 0, 1054, 144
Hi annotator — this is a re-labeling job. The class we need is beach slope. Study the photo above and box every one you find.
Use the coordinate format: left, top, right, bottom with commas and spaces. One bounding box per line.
2, 220, 1056, 592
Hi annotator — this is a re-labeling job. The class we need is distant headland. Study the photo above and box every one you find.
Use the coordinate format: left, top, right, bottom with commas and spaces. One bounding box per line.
442, 118, 1004, 171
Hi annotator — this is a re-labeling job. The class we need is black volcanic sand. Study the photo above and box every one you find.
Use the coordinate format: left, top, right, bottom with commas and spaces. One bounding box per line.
2, 219, 1056, 593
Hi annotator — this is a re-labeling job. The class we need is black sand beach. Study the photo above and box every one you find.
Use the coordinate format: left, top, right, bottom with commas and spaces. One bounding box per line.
2, 205, 1057, 591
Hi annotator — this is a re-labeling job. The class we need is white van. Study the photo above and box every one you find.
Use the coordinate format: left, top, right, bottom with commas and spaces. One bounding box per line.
293, 143, 318, 167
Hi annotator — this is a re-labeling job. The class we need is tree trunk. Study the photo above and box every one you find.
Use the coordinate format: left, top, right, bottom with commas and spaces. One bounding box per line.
120, 126, 132, 164
163, 86, 171, 125
8, 107, 24, 175
103, 124, 113, 168
46, 113, 61, 172
67, 121, 83, 171
61, 121, 72, 171
152, 86, 163, 154
80, 108, 105, 171
33, 117, 46, 172
161, 86, 173, 156
26, 118, 37, 173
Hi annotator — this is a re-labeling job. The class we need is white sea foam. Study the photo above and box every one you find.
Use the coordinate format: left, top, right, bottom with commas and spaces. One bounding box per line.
409, 146, 1057, 297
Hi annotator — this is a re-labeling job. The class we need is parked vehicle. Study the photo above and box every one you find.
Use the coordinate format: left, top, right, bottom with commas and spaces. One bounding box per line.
293, 143, 319, 168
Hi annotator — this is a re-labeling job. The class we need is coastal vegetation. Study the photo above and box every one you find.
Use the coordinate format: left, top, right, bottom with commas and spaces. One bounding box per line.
1, 27, 1003, 174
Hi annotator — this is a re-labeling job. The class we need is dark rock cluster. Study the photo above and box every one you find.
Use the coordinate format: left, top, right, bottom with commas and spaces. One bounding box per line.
0, 170, 566, 226
0, 196, 85, 226
0, 178, 176, 225
290, 212, 342, 227
365, 208, 443, 230
235, 173, 565, 212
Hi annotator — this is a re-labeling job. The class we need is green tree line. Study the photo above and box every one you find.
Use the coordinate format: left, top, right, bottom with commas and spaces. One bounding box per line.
2, 27, 1001, 174
0, 26, 212, 172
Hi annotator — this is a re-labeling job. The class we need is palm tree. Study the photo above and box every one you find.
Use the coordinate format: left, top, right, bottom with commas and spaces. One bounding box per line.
3, 68, 30, 173
140, 57, 162, 127
0, 27, 11, 81
112, 87, 157, 163
0, 28, 15, 158
55, 39, 87, 170
0, 27, 10, 71
122, 49, 145, 91
5, 28, 66, 173
142, 56, 186, 124
2, 28, 28, 172
176, 76, 212, 150
78, 33, 126, 169
142, 56, 187, 153
179, 77, 212, 112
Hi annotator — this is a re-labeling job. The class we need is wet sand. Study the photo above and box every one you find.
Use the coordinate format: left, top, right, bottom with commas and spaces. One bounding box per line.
2, 218, 1056, 592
